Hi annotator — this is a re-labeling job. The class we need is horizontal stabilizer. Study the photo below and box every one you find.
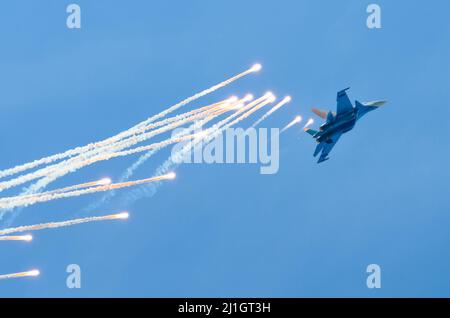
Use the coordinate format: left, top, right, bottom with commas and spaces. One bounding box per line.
304, 128, 318, 137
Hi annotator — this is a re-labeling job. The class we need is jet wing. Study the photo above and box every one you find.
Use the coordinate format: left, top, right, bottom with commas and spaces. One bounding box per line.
317, 131, 343, 163
336, 88, 353, 115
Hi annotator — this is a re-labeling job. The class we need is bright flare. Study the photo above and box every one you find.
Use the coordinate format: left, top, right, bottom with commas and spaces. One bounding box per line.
0, 65, 259, 182
281, 115, 303, 133
227, 96, 239, 103
0, 269, 40, 280
113, 212, 130, 220
303, 118, 314, 129
251, 95, 292, 128
264, 91, 276, 103
0, 234, 33, 241
166, 172, 176, 180
0, 212, 131, 236
250, 63, 262, 72
97, 178, 112, 186
27, 269, 40, 277
0, 176, 115, 203
0, 65, 270, 222
0, 173, 179, 210
221, 95, 251, 110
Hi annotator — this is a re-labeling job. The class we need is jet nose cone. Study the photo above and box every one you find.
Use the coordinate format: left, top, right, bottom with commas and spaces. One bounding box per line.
364, 100, 387, 107
374, 100, 387, 106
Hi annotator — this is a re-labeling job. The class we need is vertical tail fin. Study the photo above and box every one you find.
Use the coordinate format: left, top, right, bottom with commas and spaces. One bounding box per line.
326, 111, 334, 123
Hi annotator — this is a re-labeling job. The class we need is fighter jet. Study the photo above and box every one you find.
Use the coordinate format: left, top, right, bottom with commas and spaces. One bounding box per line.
305, 88, 386, 163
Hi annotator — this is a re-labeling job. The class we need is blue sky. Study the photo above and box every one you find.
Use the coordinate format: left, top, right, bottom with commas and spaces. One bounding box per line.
0, 0, 449, 297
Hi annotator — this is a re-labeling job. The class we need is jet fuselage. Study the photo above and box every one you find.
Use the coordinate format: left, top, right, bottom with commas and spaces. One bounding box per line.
304, 87, 386, 163
316, 110, 356, 143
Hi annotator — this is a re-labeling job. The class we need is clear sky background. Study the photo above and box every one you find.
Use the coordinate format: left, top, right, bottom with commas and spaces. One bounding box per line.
0, 0, 449, 297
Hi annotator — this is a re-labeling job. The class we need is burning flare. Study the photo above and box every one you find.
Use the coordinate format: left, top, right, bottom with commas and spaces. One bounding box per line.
0, 234, 32, 241
0, 269, 40, 280
281, 115, 302, 133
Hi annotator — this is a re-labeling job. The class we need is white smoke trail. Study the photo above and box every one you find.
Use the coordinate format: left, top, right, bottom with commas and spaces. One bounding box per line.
0, 65, 260, 179
116, 93, 275, 207
251, 96, 291, 128
0, 178, 112, 204
303, 118, 314, 129
0, 97, 252, 222
83, 108, 231, 211
281, 116, 302, 133
5, 134, 194, 204
6, 101, 242, 212
89, 100, 252, 165
83, 149, 159, 211
0, 212, 129, 236
0, 234, 32, 241
19, 109, 229, 196
0, 103, 224, 222
0, 173, 175, 210
0, 111, 223, 221
0, 104, 226, 193
0, 65, 263, 225
0, 269, 39, 280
